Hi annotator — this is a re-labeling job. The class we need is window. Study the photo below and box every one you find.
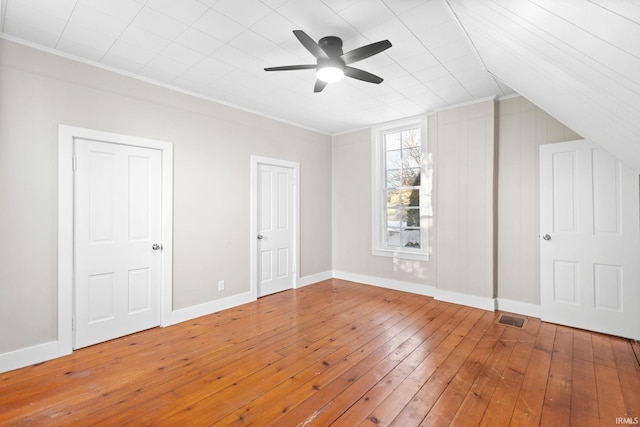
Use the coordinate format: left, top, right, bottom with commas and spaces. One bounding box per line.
372, 116, 429, 261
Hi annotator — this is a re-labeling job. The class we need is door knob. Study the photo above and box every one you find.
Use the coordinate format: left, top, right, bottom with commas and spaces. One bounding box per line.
542, 234, 551, 241
257, 235, 264, 240
152, 243, 162, 250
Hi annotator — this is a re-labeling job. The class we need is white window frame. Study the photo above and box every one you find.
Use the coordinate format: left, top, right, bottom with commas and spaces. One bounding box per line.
371, 115, 429, 261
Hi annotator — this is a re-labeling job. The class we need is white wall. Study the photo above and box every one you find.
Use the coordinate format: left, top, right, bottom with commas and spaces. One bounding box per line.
0, 39, 332, 355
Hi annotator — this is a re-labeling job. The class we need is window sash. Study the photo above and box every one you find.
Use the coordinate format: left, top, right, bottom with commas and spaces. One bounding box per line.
382, 127, 422, 250
371, 116, 429, 261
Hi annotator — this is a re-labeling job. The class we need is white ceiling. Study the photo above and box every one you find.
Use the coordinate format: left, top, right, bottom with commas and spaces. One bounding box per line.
448, 0, 640, 172
0, 0, 514, 135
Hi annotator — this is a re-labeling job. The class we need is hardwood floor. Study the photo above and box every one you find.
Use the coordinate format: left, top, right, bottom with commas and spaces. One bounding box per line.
1, 279, 639, 426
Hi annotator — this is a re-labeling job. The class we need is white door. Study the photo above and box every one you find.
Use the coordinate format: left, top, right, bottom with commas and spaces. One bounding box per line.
74, 139, 162, 348
257, 163, 295, 296
540, 139, 640, 340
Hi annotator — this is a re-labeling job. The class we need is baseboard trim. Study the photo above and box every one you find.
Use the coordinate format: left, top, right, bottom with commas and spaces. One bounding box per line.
162, 291, 255, 327
433, 288, 497, 312
297, 270, 333, 288
165, 271, 334, 327
332, 270, 436, 296
495, 298, 541, 318
333, 271, 543, 316
0, 340, 71, 374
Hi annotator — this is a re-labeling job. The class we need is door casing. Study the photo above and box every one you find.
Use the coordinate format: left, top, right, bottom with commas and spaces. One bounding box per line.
250, 156, 300, 299
58, 125, 173, 353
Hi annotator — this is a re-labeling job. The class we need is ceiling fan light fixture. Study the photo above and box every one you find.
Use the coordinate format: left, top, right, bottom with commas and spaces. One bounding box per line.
265, 30, 392, 92
317, 65, 344, 82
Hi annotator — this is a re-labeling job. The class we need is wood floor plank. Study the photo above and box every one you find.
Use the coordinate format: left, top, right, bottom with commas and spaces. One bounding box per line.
357, 310, 495, 427
392, 310, 500, 427
4, 281, 387, 425
631, 340, 640, 367
610, 337, 640, 419
592, 334, 628, 425
214, 293, 437, 425
509, 321, 556, 426
569, 329, 600, 427
539, 325, 574, 427
477, 316, 540, 427
0, 280, 638, 427
101, 282, 404, 426
446, 322, 523, 426
177, 289, 431, 425
335, 307, 484, 426
276, 303, 466, 427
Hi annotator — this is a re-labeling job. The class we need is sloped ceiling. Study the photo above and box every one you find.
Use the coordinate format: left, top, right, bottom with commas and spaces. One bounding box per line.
447, 0, 640, 172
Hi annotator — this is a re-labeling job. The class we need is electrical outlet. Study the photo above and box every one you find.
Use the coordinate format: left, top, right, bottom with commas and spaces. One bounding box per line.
217, 280, 225, 291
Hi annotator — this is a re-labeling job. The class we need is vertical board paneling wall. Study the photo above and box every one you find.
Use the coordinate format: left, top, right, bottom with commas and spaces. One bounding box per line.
435, 100, 496, 298
497, 96, 582, 304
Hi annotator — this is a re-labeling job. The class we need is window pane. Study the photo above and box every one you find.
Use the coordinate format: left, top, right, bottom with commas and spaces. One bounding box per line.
398, 189, 418, 206
402, 128, 420, 148
403, 229, 421, 248
405, 207, 420, 226
402, 167, 420, 186
386, 149, 401, 170
386, 228, 401, 246
386, 169, 401, 187
385, 132, 401, 150
386, 190, 400, 208
406, 188, 419, 207
402, 148, 420, 169
386, 208, 399, 227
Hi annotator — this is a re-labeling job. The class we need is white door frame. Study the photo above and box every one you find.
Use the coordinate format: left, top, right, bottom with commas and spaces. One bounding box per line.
58, 125, 173, 353
250, 156, 300, 299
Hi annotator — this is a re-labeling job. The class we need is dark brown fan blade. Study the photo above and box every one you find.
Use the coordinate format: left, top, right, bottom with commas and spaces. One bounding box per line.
264, 64, 317, 71
344, 66, 383, 84
293, 30, 328, 59
341, 40, 392, 64
314, 79, 328, 93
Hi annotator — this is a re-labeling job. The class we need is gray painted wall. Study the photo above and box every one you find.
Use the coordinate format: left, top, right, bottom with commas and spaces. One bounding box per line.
332, 97, 580, 304
0, 40, 332, 354
497, 96, 582, 304
331, 115, 439, 286
435, 100, 496, 299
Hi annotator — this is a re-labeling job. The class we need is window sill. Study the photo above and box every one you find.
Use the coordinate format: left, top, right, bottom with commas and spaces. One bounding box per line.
372, 248, 429, 262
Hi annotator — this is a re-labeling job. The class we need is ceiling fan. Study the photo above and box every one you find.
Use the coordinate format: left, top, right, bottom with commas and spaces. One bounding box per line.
264, 30, 392, 93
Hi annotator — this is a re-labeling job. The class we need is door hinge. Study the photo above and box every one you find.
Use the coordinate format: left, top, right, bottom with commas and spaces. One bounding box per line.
72, 156, 77, 170
72, 316, 76, 331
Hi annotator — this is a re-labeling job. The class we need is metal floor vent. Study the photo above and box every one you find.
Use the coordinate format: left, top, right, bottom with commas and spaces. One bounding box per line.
497, 314, 526, 329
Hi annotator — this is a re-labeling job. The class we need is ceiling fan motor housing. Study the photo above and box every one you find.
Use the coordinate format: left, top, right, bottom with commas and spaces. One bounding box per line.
318, 36, 344, 57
